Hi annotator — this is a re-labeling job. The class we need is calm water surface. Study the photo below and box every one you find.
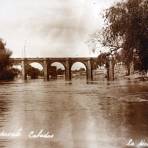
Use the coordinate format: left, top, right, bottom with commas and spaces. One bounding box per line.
0, 78, 148, 148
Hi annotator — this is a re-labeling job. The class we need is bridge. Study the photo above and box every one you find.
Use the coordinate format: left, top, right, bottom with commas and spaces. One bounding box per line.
10, 57, 100, 81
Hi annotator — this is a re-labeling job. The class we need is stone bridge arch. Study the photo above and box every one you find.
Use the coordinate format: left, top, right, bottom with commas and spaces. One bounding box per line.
10, 57, 98, 81
71, 62, 87, 79
26, 61, 44, 67
67, 58, 94, 81
48, 61, 66, 79
48, 60, 67, 69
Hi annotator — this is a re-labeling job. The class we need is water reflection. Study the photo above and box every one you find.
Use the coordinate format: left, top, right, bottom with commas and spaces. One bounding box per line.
0, 92, 12, 148
0, 79, 147, 148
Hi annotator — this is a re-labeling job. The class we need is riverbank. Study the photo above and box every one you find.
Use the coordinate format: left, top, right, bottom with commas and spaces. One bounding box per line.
125, 72, 148, 81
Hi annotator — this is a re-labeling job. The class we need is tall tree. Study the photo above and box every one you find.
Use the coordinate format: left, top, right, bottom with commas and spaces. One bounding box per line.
101, 0, 148, 72
0, 39, 17, 80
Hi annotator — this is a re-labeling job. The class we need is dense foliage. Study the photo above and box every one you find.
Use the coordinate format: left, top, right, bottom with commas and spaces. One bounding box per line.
97, 52, 110, 66
26, 65, 43, 79
0, 39, 18, 80
102, 0, 148, 72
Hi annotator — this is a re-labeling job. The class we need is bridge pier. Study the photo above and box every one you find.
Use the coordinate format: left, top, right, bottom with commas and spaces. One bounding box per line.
21, 59, 27, 80
65, 59, 71, 81
43, 59, 49, 81
108, 57, 114, 81
11, 57, 97, 81
86, 59, 93, 81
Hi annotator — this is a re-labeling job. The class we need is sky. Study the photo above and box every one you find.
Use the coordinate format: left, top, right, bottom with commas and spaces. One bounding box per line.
0, 0, 121, 58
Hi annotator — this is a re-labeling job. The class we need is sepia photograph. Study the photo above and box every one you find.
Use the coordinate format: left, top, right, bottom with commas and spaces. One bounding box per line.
0, 0, 148, 148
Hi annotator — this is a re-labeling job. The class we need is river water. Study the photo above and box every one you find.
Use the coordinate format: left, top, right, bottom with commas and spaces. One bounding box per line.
0, 78, 148, 148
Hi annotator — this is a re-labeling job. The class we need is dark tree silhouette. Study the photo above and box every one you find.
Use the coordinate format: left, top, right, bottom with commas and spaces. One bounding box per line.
101, 0, 148, 72
26, 65, 43, 79
57, 68, 65, 75
97, 52, 110, 66
0, 39, 17, 80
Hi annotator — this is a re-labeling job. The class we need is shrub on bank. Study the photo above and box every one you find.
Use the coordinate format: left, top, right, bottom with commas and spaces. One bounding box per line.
0, 39, 18, 81
0, 68, 18, 80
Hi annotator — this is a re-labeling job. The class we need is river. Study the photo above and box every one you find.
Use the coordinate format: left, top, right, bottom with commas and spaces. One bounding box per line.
0, 78, 148, 148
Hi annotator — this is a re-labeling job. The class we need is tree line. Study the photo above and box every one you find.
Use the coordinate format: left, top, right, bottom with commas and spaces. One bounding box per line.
94, 0, 148, 74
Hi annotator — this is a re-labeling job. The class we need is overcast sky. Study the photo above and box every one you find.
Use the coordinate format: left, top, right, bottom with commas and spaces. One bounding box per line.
0, 0, 120, 57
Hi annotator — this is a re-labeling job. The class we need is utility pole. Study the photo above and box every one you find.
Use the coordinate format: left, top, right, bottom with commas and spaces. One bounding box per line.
22, 40, 28, 58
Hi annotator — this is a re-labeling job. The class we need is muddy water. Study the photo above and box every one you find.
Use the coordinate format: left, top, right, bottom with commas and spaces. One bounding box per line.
0, 79, 148, 148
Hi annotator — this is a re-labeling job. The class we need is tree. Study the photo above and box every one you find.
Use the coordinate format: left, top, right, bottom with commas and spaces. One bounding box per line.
57, 68, 65, 75
97, 52, 110, 66
0, 39, 17, 80
101, 0, 148, 72
26, 65, 43, 79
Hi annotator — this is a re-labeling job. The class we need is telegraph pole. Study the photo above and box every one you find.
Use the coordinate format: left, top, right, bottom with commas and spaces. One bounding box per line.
23, 40, 27, 58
